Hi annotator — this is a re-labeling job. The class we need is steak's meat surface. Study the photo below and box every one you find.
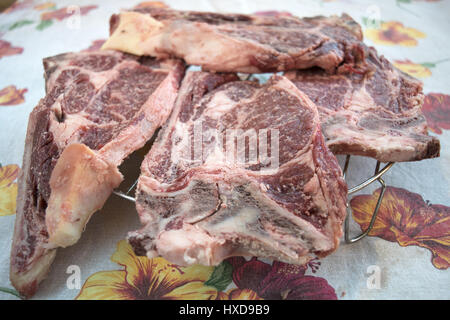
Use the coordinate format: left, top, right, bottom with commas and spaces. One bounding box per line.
285, 47, 440, 162
129, 72, 347, 266
10, 50, 184, 298
102, 7, 364, 73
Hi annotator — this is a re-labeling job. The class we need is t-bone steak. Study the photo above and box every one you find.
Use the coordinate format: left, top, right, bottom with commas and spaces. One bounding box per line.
285, 46, 440, 162
102, 7, 364, 73
128, 72, 348, 266
10, 50, 184, 297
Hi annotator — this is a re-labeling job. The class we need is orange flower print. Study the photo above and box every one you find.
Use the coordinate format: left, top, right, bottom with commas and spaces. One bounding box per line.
364, 21, 425, 47
0, 86, 27, 106
34, 2, 56, 11
76, 240, 218, 300
351, 187, 450, 270
393, 60, 432, 78
394, 58, 450, 79
0, 40, 23, 60
422, 93, 450, 134
41, 5, 98, 21
0, 164, 19, 217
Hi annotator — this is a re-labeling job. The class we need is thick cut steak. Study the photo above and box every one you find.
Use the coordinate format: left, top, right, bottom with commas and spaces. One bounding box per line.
102, 7, 364, 73
285, 47, 440, 162
10, 50, 184, 297
129, 72, 347, 266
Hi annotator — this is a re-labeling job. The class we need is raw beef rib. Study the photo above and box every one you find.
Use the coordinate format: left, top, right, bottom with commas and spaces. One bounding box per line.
102, 7, 364, 73
285, 46, 440, 162
128, 72, 348, 266
10, 50, 184, 297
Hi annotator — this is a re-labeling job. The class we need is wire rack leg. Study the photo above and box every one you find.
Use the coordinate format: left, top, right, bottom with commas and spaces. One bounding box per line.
345, 176, 386, 243
343, 156, 391, 244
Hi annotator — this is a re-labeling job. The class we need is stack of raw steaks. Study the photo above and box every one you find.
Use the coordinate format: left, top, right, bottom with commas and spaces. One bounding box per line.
10, 6, 440, 297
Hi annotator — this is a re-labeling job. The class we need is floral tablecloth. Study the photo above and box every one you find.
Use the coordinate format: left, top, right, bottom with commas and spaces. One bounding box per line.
0, 0, 449, 300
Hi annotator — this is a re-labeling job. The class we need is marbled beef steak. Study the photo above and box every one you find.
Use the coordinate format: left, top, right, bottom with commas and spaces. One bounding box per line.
102, 7, 364, 73
285, 46, 440, 162
10, 50, 184, 297
129, 72, 348, 266
103, 7, 440, 163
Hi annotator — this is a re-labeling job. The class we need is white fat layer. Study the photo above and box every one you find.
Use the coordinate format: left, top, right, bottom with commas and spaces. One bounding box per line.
155, 224, 228, 266
203, 91, 237, 118
49, 114, 93, 149
102, 11, 165, 56
207, 207, 260, 234
346, 85, 376, 113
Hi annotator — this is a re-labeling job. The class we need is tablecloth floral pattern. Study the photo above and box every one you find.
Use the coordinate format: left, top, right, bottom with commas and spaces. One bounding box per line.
0, 0, 448, 300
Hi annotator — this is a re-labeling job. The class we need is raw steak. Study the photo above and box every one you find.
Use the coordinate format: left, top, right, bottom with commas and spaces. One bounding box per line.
128, 72, 348, 266
285, 46, 440, 162
102, 7, 364, 73
10, 50, 184, 297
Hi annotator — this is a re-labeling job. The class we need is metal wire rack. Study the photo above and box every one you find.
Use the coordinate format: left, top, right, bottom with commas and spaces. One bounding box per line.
113, 155, 395, 244
113, 185, 136, 203
342, 155, 395, 243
